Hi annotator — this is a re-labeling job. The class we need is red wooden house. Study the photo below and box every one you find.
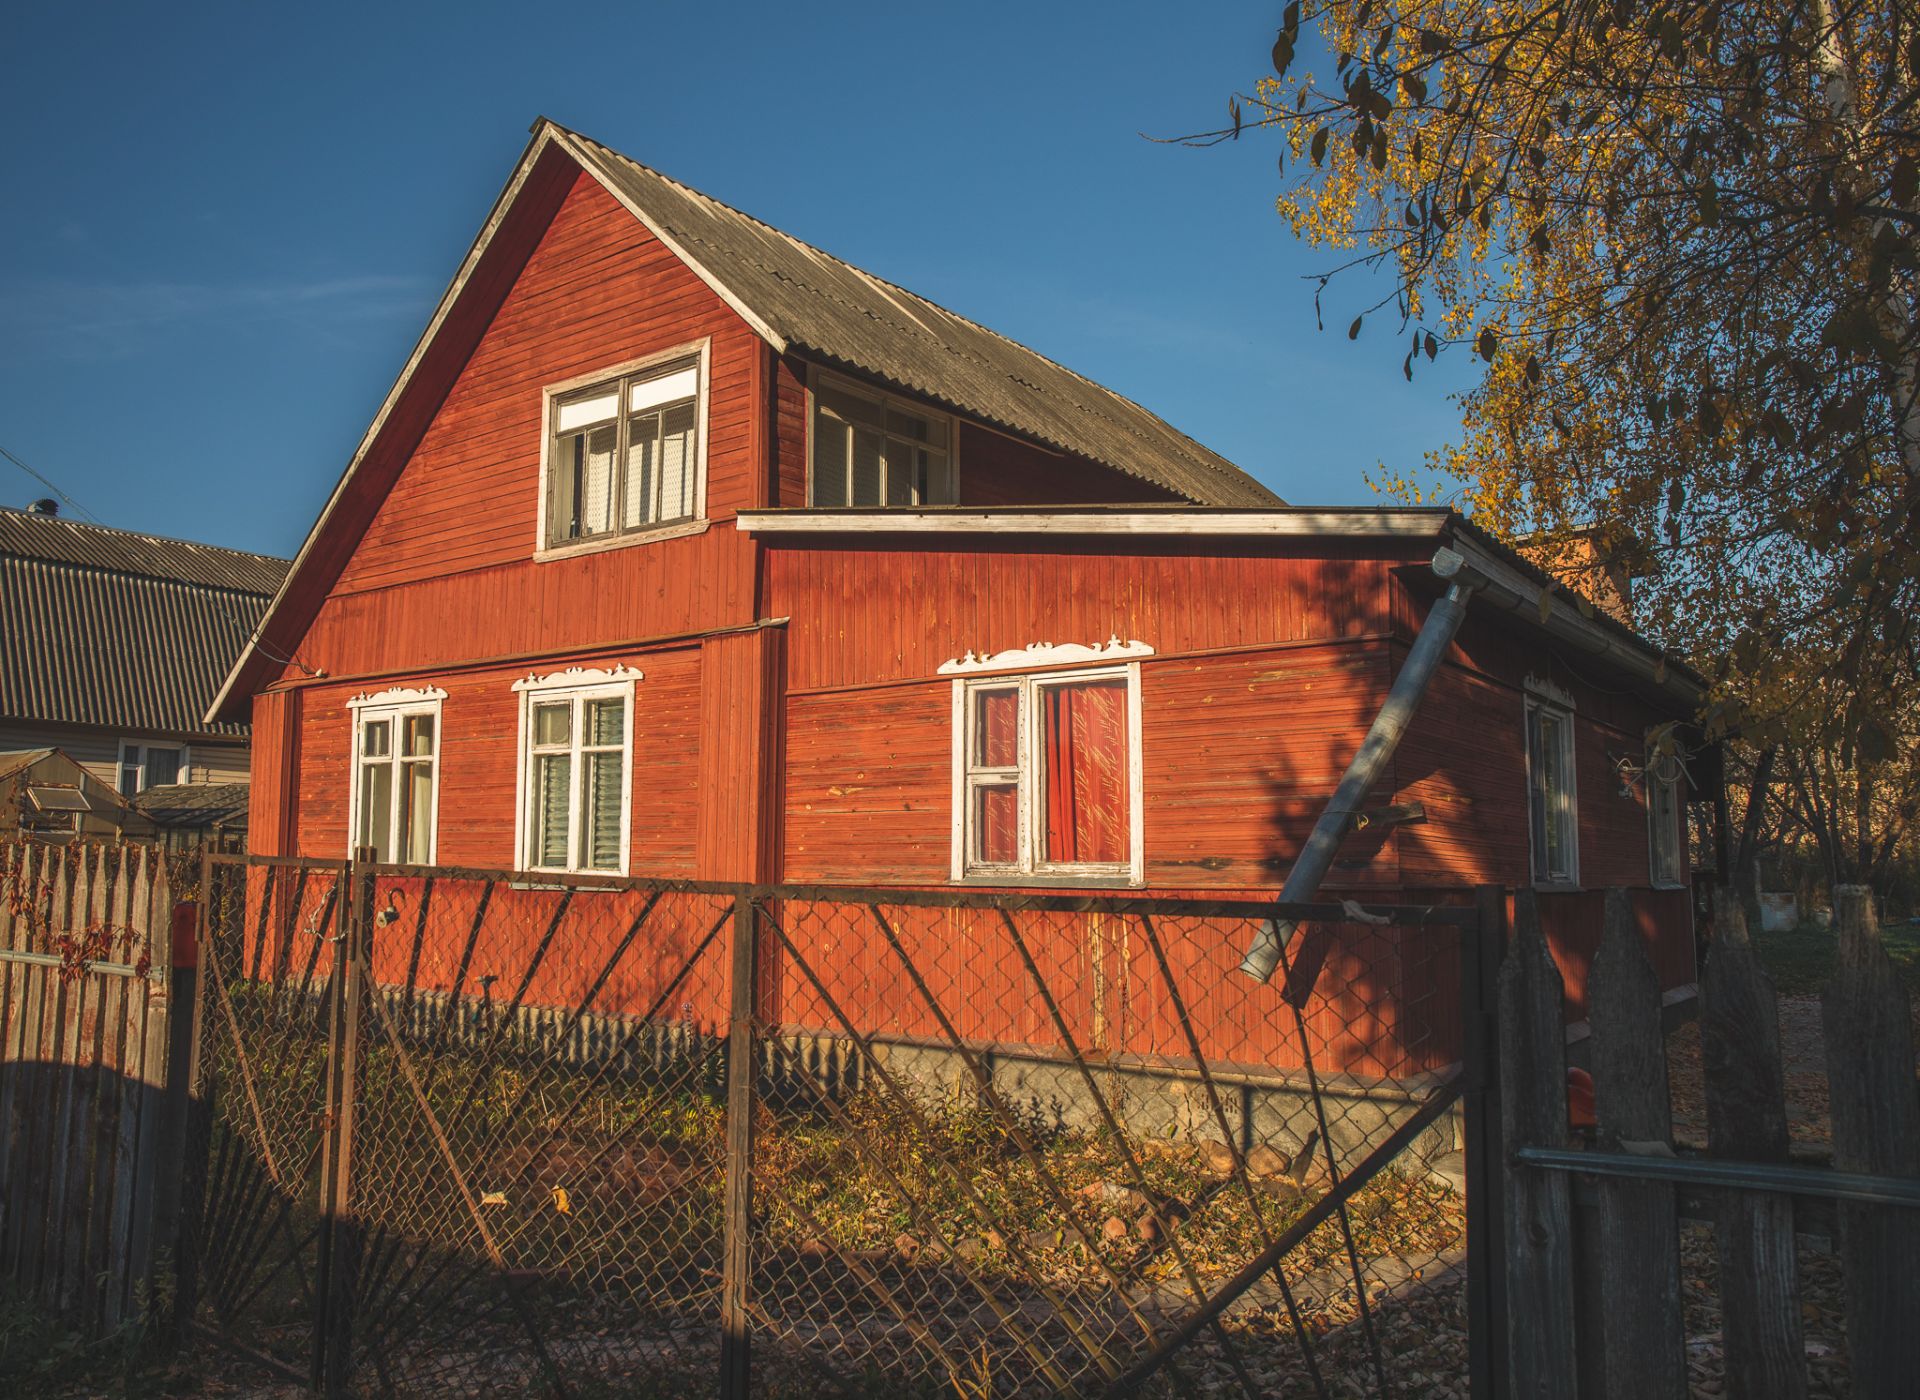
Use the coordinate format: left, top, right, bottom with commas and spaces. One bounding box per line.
212, 121, 1703, 1077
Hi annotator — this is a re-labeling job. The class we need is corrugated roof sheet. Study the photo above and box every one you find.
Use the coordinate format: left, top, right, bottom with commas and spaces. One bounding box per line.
0, 507, 289, 594
1, 512, 288, 737
559, 128, 1284, 508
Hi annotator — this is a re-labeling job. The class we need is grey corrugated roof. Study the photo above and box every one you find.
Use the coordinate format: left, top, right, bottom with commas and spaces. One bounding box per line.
1, 514, 288, 738
559, 127, 1283, 508
0, 507, 289, 594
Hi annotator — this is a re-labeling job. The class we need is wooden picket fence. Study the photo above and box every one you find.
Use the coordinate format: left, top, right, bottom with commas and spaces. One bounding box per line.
0, 841, 191, 1334
1495, 883, 1920, 1400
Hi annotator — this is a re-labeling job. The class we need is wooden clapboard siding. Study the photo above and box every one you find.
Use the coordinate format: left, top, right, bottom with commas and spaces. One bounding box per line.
955, 424, 1179, 507
766, 539, 1414, 694
696, 627, 783, 882
247, 689, 298, 857
288, 646, 704, 873
1144, 644, 1396, 889
283, 518, 757, 686
330, 173, 765, 597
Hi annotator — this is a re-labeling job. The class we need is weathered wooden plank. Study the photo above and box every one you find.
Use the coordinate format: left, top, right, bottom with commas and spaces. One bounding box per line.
1588, 886, 1685, 1400
106, 852, 145, 1329
1498, 886, 1579, 1394
1700, 884, 1805, 1399
1823, 885, 1920, 1400
123, 850, 169, 1317
39, 849, 78, 1309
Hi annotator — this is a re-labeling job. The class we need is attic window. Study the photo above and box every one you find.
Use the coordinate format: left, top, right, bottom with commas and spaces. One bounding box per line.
810, 374, 957, 507
543, 349, 706, 551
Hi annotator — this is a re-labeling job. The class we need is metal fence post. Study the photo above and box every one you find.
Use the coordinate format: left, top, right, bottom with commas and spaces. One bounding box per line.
1464, 884, 1509, 1400
314, 851, 371, 1396
719, 888, 760, 1400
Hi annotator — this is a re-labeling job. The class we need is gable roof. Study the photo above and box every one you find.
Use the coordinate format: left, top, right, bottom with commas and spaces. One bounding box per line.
1, 508, 289, 737
555, 126, 1282, 509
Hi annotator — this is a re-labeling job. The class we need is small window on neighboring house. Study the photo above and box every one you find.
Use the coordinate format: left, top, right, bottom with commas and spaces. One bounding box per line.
545, 354, 703, 549
514, 669, 637, 875
1525, 694, 1579, 886
954, 666, 1141, 883
1648, 747, 1686, 888
118, 743, 183, 795
348, 691, 443, 864
811, 375, 957, 508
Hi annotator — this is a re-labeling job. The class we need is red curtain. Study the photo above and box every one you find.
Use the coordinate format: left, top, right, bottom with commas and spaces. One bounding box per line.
1044, 681, 1129, 865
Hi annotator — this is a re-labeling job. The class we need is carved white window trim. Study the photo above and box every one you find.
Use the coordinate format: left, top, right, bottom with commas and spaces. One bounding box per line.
512, 664, 645, 693
1522, 673, 1576, 710
346, 685, 450, 710
938, 636, 1154, 676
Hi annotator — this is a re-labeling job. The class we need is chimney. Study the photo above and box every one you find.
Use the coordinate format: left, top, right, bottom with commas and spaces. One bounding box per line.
26, 499, 58, 516
1515, 525, 1654, 625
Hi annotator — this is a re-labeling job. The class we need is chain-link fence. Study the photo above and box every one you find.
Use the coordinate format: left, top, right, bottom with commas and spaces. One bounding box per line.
186, 853, 1490, 1398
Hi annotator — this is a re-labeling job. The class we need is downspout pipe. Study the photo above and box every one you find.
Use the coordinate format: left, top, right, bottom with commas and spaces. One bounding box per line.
1239, 545, 1487, 983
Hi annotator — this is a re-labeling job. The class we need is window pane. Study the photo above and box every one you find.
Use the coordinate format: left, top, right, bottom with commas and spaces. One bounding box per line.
658, 402, 695, 521
818, 382, 882, 428
534, 753, 572, 867
923, 451, 954, 505
119, 763, 140, 798
145, 747, 181, 787
555, 388, 619, 433
885, 406, 930, 442
359, 761, 393, 861
533, 702, 571, 748
851, 428, 884, 506
1042, 681, 1130, 866
583, 751, 624, 871
811, 413, 848, 507
884, 440, 916, 505
972, 783, 1019, 866
972, 688, 1018, 769
628, 364, 697, 413
362, 719, 391, 758
624, 411, 659, 529
400, 760, 434, 863
586, 697, 624, 746
402, 715, 434, 758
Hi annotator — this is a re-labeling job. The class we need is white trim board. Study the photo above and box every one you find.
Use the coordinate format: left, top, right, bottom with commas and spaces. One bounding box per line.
734, 509, 1452, 538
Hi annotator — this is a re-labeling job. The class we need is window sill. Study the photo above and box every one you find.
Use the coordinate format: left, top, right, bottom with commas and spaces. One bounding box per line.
535, 517, 709, 563
954, 872, 1145, 891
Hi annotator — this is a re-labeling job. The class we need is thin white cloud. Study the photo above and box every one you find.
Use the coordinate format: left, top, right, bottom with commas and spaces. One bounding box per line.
0, 273, 430, 363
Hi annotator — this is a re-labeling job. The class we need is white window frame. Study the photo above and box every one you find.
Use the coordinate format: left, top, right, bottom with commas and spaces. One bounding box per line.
512, 666, 641, 876
1646, 742, 1687, 889
806, 367, 960, 508
345, 687, 445, 864
949, 663, 1144, 886
534, 341, 711, 560
1524, 681, 1580, 889
117, 740, 189, 794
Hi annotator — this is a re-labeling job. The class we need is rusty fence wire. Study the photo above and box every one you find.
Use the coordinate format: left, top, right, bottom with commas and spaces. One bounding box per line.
183, 853, 1490, 1398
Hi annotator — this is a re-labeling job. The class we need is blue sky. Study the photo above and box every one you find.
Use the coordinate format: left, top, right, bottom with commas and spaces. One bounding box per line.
0, 1, 1472, 558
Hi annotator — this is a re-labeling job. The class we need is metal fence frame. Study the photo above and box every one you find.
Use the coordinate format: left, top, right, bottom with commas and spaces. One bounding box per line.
180, 847, 1499, 1398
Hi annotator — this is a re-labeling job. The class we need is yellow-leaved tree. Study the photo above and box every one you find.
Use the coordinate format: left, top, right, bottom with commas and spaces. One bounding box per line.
1211, 0, 1920, 894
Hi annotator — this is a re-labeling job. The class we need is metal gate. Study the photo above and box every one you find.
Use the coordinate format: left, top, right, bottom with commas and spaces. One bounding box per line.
182, 851, 1495, 1397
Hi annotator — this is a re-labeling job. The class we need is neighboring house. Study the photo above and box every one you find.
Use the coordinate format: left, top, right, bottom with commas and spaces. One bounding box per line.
0, 503, 289, 831
212, 121, 1705, 1069
0, 747, 154, 843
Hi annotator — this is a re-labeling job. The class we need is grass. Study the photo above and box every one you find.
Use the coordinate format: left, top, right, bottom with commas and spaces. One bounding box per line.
1752, 916, 1920, 997
0, 1284, 177, 1399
